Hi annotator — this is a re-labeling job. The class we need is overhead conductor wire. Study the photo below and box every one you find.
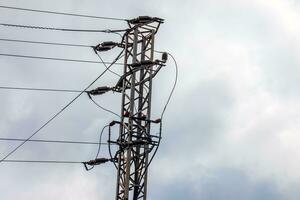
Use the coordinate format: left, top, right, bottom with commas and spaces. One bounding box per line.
88, 50, 123, 118
89, 97, 120, 118
95, 125, 110, 159
83, 125, 110, 171
0, 50, 124, 163
94, 51, 121, 77
2, 160, 83, 164
0, 53, 123, 65
158, 52, 178, 119
0, 5, 128, 21
0, 86, 84, 93
0, 137, 108, 145
0, 38, 92, 48
0, 22, 127, 33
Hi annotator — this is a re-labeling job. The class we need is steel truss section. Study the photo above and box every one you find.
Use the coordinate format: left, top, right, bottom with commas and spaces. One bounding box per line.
114, 18, 163, 200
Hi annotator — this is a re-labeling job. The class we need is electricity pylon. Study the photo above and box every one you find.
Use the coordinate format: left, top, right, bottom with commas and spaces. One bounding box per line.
84, 16, 166, 200
113, 17, 164, 200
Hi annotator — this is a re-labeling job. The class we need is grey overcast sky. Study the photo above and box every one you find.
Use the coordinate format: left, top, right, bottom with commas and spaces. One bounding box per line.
1, 0, 300, 199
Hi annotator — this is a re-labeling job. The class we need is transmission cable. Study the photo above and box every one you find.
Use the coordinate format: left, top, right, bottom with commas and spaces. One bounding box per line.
0, 53, 123, 65
0, 86, 84, 93
95, 125, 109, 159
2, 160, 83, 164
0, 5, 127, 21
0, 38, 91, 48
0, 50, 124, 163
83, 124, 110, 171
0, 22, 127, 33
0, 137, 109, 145
89, 96, 121, 118
94, 51, 122, 77
156, 51, 178, 119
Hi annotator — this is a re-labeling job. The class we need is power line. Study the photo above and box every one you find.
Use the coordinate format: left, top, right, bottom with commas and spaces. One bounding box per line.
89, 96, 121, 118
95, 125, 109, 158
0, 87, 120, 118
0, 38, 91, 48
0, 53, 123, 65
2, 159, 83, 164
0, 5, 127, 21
157, 51, 178, 119
0, 86, 84, 93
0, 50, 124, 163
0, 137, 109, 145
95, 50, 121, 77
0, 22, 127, 33
84, 125, 109, 171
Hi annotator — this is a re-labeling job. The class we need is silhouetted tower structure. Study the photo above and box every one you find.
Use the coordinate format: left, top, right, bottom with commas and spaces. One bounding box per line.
84, 16, 165, 200
114, 17, 164, 200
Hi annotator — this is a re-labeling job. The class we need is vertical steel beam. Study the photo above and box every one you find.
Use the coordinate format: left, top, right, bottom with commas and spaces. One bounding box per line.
142, 30, 155, 200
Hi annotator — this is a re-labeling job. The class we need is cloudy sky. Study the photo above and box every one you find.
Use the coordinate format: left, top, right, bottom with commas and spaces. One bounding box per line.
1, 0, 300, 199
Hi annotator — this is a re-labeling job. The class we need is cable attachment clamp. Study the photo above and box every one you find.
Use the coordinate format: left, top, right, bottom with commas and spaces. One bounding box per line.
82, 158, 113, 171
92, 41, 124, 52
87, 86, 112, 98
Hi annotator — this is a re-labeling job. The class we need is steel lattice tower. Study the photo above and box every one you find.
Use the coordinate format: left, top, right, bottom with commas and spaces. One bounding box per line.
84, 16, 165, 200
114, 17, 164, 200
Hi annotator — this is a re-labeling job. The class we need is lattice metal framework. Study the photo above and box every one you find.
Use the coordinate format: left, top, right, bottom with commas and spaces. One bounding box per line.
113, 17, 164, 200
